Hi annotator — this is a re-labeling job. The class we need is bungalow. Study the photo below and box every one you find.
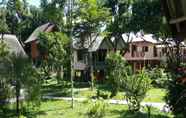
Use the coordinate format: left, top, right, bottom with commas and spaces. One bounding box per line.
73, 35, 113, 81
123, 32, 186, 71
25, 23, 186, 79
0, 34, 27, 56
24, 22, 57, 64
24, 23, 114, 80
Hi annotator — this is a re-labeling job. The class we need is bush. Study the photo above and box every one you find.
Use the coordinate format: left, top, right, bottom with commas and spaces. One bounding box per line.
87, 100, 107, 118
149, 67, 168, 88
124, 69, 151, 112
96, 89, 110, 99
166, 72, 186, 117
165, 62, 186, 117
106, 52, 131, 97
0, 81, 11, 113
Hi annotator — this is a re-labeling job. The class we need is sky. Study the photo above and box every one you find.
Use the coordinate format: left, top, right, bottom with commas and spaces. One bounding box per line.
27, 0, 40, 7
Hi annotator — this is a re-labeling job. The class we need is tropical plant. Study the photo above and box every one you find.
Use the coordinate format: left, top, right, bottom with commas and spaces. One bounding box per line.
0, 42, 11, 113
87, 100, 107, 118
11, 55, 42, 117
148, 67, 168, 88
165, 72, 186, 117
103, 0, 133, 52
124, 69, 151, 112
106, 51, 131, 97
0, 9, 9, 38
0, 51, 42, 117
38, 32, 70, 83
73, 0, 111, 90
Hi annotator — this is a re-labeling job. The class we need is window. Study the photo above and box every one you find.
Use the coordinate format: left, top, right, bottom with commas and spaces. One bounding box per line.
132, 45, 137, 51
142, 46, 148, 52
77, 50, 84, 61
153, 46, 157, 57
162, 48, 167, 54
131, 45, 137, 57
184, 49, 186, 55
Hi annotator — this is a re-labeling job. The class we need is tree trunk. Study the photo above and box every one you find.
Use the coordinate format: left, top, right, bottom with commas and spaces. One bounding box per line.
70, 50, 74, 108
90, 51, 94, 90
56, 66, 62, 84
68, 0, 75, 109
16, 82, 21, 118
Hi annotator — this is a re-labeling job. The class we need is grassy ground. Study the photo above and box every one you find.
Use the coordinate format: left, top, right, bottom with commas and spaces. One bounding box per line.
144, 88, 166, 103
30, 100, 173, 118
42, 79, 166, 103
0, 79, 169, 118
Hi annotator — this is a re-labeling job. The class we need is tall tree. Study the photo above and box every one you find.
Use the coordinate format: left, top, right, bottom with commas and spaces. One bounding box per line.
38, 32, 70, 83
103, 0, 133, 52
0, 9, 9, 39
3, 54, 41, 117
73, 0, 111, 90
40, 0, 66, 31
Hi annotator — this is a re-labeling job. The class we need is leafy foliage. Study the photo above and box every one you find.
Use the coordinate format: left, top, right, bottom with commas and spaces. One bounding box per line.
0, 42, 11, 113
106, 51, 131, 97
38, 32, 70, 82
0, 48, 42, 117
148, 67, 168, 88
124, 69, 152, 112
166, 71, 186, 117
0, 9, 9, 34
130, 0, 171, 38
9, 55, 42, 116
73, 0, 111, 38
87, 100, 107, 118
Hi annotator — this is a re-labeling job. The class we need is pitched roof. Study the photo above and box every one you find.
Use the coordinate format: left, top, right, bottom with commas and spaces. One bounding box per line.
0, 34, 27, 57
24, 23, 55, 44
73, 35, 113, 52
122, 32, 160, 44
88, 36, 113, 52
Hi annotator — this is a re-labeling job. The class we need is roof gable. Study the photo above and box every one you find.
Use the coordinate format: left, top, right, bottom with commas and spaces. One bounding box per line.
0, 34, 27, 57
24, 23, 56, 44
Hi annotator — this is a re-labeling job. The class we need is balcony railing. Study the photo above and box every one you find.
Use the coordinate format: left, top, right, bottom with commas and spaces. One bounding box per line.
74, 61, 88, 70
132, 52, 145, 57
93, 61, 106, 70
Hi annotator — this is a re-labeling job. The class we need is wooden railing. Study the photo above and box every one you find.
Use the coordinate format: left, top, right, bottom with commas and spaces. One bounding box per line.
93, 61, 106, 70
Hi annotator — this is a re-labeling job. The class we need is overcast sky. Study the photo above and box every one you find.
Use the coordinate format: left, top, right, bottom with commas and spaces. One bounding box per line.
27, 0, 40, 7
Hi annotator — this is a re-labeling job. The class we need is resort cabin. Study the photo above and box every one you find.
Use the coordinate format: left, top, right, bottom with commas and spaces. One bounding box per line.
123, 32, 186, 71
123, 33, 162, 71
73, 35, 113, 81
0, 34, 27, 57
24, 22, 56, 64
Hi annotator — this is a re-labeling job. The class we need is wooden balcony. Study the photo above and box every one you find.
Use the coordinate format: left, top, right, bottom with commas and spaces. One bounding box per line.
124, 51, 162, 61
74, 61, 88, 70
93, 61, 107, 70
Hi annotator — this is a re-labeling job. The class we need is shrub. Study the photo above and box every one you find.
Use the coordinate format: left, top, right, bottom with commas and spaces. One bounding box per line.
149, 67, 168, 88
166, 72, 186, 117
87, 100, 107, 118
106, 52, 131, 97
124, 69, 151, 112
0, 81, 11, 113
96, 89, 110, 99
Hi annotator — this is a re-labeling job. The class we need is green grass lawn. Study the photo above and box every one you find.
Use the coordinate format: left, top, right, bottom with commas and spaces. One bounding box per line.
42, 79, 167, 103
0, 80, 169, 118
29, 100, 172, 118
144, 88, 166, 103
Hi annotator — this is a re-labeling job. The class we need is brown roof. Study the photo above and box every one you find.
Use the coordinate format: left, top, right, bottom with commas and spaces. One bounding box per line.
24, 23, 56, 44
